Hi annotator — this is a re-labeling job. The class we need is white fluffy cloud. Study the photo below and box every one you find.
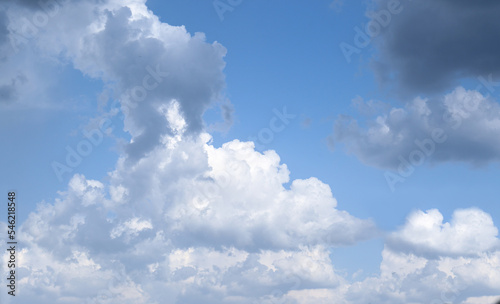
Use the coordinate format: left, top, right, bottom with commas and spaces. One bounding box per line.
0, 127, 372, 303
3, 113, 499, 303
388, 208, 500, 257
0, 96, 373, 302
344, 247, 500, 304
339, 208, 500, 304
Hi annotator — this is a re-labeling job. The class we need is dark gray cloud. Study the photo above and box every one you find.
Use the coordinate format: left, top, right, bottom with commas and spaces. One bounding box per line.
332, 87, 500, 170
371, 0, 500, 94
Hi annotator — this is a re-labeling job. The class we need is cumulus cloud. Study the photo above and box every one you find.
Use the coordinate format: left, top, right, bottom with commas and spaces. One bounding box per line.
71, 3, 226, 160
337, 207, 500, 303
3, 0, 228, 159
333, 87, 500, 169
0, 126, 373, 303
0, 90, 374, 303
388, 208, 500, 257
370, 0, 500, 94
337, 206, 500, 304
4, 104, 499, 303
344, 246, 500, 304
110, 217, 153, 241
109, 116, 376, 251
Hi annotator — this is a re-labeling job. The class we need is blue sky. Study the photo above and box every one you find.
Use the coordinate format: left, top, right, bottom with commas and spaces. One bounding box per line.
1, 0, 500, 303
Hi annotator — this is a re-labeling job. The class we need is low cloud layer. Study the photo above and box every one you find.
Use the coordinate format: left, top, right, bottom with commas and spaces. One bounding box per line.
2, 119, 500, 303
1, 122, 375, 303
